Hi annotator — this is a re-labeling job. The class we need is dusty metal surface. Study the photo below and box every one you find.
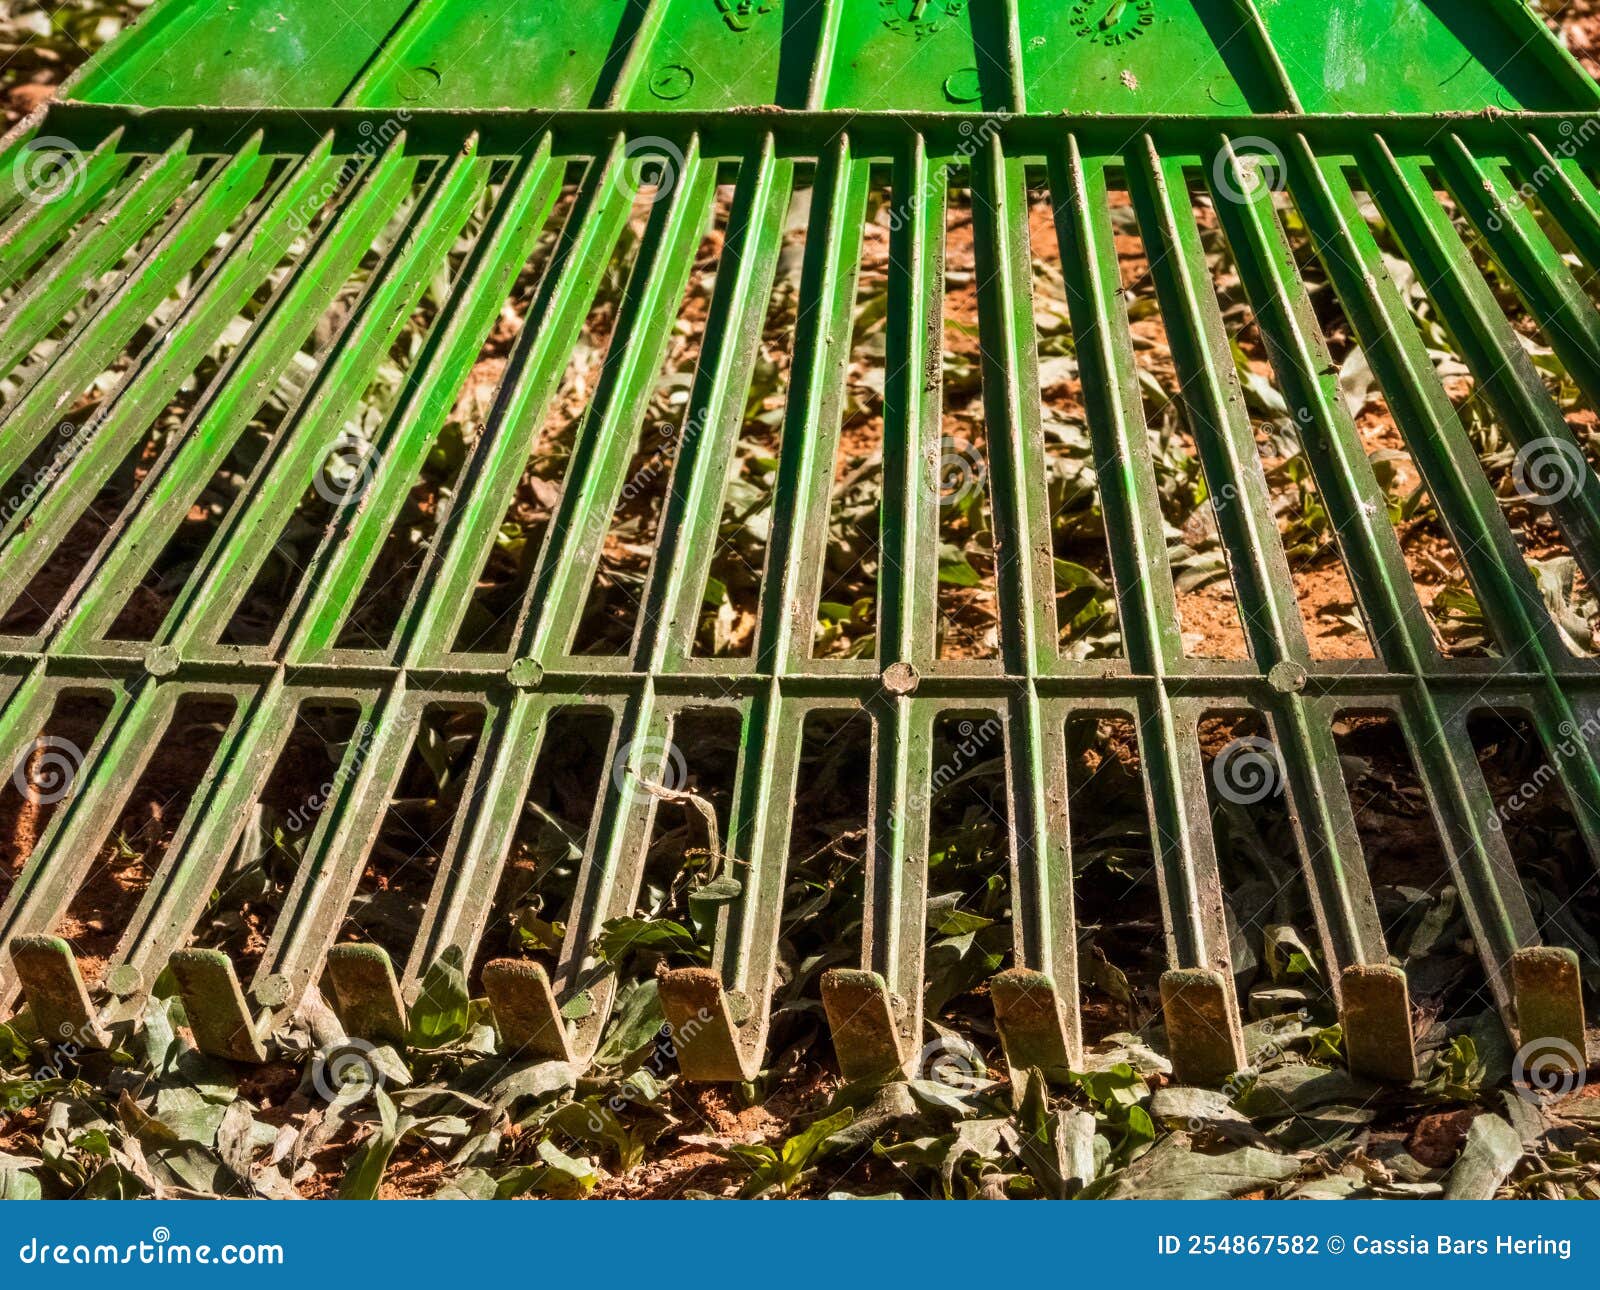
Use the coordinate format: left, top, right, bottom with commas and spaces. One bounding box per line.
2, 0, 1600, 1087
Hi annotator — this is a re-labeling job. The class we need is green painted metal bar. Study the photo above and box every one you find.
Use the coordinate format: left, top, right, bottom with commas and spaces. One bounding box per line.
403, 692, 561, 984
538, 688, 673, 1060
1373, 141, 1600, 595
1050, 136, 1246, 1084
159, 141, 490, 653
0, 680, 235, 1010
1128, 138, 1397, 1059
826, 691, 934, 1081
0, 139, 345, 611
1127, 138, 1309, 671
0, 143, 218, 471
49, 139, 417, 653
967, 136, 1079, 1076
0, 137, 214, 391
1516, 129, 1600, 275
517, 141, 716, 665
255, 685, 418, 1000
1285, 137, 1564, 1028
754, 137, 870, 675
1435, 135, 1600, 409
8, 0, 1600, 1085
663, 686, 807, 1081
641, 135, 794, 671
398, 138, 637, 663
876, 134, 943, 673
0, 115, 44, 214
971, 138, 1058, 679
110, 679, 303, 992
284, 138, 562, 660
0, 128, 130, 289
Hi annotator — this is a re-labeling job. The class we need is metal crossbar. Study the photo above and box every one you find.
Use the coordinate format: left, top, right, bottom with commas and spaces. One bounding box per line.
3, 0, 1600, 1086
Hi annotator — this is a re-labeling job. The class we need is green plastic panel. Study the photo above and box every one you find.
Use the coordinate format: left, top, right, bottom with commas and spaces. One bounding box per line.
70, 0, 416, 108
58, 0, 1600, 115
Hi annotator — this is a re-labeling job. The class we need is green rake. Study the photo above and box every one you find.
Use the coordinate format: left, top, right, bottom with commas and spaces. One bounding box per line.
1, 0, 1599, 1089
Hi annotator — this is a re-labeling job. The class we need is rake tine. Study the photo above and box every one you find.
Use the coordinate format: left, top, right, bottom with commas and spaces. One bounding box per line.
990, 969, 1074, 1083
1159, 969, 1241, 1089
325, 944, 408, 1046
1339, 965, 1419, 1084
659, 968, 759, 1082
9, 936, 108, 1049
483, 959, 573, 1061
169, 949, 267, 1064
821, 968, 912, 1082
1512, 947, 1589, 1069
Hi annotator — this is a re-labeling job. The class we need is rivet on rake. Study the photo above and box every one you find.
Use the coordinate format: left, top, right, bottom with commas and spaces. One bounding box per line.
1267, 659, 1309, 694
506, 657, 544, 689
103, 963, 144, 1001
882, 661, 919, 696
144, 644, 180, 678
